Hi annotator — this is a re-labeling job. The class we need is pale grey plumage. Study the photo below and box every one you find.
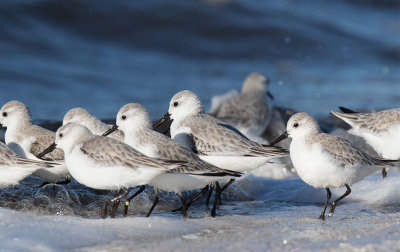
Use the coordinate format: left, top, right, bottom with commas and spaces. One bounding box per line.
308, 133, 390, 167
0, 141, 54, 167
209, 73, 272, 136
63, 107, 124, 141
177, 114, 287, 157
79, 136, 180, 171
332, 108, 400, 134
116, 103, 241, 176
0, 100, 64, 161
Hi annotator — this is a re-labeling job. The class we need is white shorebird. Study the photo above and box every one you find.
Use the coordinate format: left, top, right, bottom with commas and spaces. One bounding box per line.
37, 123, 199, 218
0, 141, 58, 188
209, 72, 273, 139
63, 107, 124, 141
270, 112, 396, 220
0, 100, 69, 185
154, 90, 288, 171
104, 103, 242, 217
154, 90, 288, 203
332, 107, 400, 178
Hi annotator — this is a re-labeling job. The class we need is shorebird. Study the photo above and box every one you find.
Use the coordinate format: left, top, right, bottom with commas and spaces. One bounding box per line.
271, 112, 397, 220
209, 72, 273, 139
0, 100, 69, 185
104, 103, 242, 217
332, 106, 400, 178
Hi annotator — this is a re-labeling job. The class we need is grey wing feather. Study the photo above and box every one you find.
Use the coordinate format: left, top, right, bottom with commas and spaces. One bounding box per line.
214, 93, 268, 128
314, 134, 378, 166
187, 115, 287, 157
0, 142, 54, 167
80, 136, 171, 170
29, 125, 64, 161
332, 108, 400, 133
147, 131, 239, 174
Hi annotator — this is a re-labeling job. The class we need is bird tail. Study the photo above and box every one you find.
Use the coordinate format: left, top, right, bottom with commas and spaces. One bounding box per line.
372, 157, 400, 167
15, 157, 60, 168
331, 111, 359, 125
339, 106, 358, 113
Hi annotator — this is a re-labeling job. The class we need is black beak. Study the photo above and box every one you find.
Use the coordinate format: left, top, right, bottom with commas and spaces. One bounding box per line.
153, 112, 171, 129
102, 125, 118, 137
267, 91, 274, 100
37, 143, 57, 159
339, 106, 357, 114
270, 131, 288, 146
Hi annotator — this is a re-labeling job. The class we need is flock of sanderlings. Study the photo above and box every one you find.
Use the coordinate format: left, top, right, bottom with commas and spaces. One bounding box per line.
0, 72, 398, 220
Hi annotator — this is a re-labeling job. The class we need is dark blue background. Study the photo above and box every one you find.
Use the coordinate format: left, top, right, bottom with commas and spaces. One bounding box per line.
0, 0, 399, 120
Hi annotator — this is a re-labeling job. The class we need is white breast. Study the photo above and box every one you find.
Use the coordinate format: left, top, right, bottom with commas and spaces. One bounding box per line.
289, 138, 378, 188
149, 173, 222, 195
65, 147, 163, 190
5, 129, 36, 159
351, 125, 400, 159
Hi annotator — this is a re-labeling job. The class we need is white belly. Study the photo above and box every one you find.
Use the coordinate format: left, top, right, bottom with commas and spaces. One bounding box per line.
351, 126, 400, 159
65, 150, 163, 190
199, 155, 270, 172
149, 173, 222, 194
0, 165, 39, 187
32, 162, 70, 183
290, 139, 378, 188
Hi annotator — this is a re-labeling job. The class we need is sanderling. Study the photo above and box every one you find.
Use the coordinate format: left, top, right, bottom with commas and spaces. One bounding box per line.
38, 123, 199, 218
208, 72, 273, 139
154, 90, 288, 173
0, 141, 58, 188
0, 100, 69, 184
270, 112, 396, 220
154, 90, 288, 205
63, 107, 124, 141
332, 107, 400, 178
104, 103, 242, 217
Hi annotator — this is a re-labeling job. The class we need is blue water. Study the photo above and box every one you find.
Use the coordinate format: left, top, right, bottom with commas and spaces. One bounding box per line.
0, 0, 399, 121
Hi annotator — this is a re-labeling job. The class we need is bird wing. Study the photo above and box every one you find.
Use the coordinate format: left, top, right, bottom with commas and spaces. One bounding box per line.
29, 125, 64, 161
80, 136, 172, 170
313, 133, 377, 166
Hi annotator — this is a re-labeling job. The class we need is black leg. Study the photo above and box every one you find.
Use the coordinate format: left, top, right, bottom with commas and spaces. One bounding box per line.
101, 199, 111, 219
329, 184, 351, 217
123, 185, 146, 217
180, 195, 188, 218
319, 188, 331, 220
206, 184, 214, 207
211, 182, 221, 217
221, 179, 235, 192
172, 185, 209, 212
146, 193, 160, 217
382, 168, 387, 179
218, 179, 236, 204
187, 185, 209, 209
111, 191, 120, 218
110, 189, 129, 218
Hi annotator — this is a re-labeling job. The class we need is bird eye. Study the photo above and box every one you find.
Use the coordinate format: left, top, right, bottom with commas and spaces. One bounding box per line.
294, 123, 299, 128
173, 102, 178, 107
59, 133, 63, 138
122, 115, 126, 120
2, 112, 7, 117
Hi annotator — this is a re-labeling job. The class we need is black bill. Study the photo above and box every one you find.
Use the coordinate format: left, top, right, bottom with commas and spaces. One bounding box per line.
270, 131, 289, 146
267, 91, 274, 100
102, 125, 118, 137
37, 142, 57, 159
153, 112, 171, 129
